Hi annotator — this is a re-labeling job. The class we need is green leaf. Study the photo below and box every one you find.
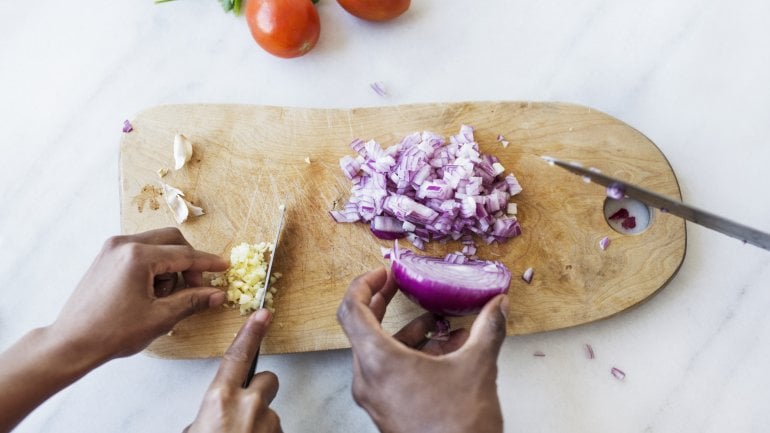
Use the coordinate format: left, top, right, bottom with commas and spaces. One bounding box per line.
154, 0, 177, 3
220, 0, 234, 12
233, 0, 242, 15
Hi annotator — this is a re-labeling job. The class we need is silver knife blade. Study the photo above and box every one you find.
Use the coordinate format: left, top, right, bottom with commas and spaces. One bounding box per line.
544, 156, 770, 251
243, 205, 286, 389
259, 205, 286, 309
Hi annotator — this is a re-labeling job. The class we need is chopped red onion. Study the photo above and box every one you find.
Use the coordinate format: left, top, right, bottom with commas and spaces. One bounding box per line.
444, 252, 468, 264
599, 236, 611, 250
585, 344, 595, 359
496, 134, 510, 148
426, 317, 451, 341
611, 367, 626, 381
334, 126, 523, 246
533, 351, 546, 357
122, 119, 133, 133
340, 155, 361, 180
606, 182, 626, 200
370, 81, 387, 97
380, 246, 392, 259
522, 267, 534, 284
370, 215, 406, 240
621, 217, 637, 230
608, 208, 629, 220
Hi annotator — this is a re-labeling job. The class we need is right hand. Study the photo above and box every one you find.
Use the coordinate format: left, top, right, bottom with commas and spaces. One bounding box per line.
337, 267, 508, 433
185, 309, 282, 433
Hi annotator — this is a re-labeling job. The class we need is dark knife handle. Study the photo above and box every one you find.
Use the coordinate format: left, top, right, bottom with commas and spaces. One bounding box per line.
241, 344, 261, 388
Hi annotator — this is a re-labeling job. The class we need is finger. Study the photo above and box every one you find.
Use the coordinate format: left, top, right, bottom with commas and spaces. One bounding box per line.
153, 272, 179, 297
145, 244, 229, 275
336, 268, 392, 350
181, 270, 204, 288
247, 371, 279, 404
421, 328, 469, 356
263, 410, 283, 433
368, 269, 398, 322
459, 294, 509, 360
392, 312, 436, 348
155, 287, 226, 325
127, 227, 191, 246
214, 309, 272, 385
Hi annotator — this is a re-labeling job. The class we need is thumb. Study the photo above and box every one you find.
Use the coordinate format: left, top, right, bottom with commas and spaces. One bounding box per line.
157, 287, 226, 324
460, 294, 509, 361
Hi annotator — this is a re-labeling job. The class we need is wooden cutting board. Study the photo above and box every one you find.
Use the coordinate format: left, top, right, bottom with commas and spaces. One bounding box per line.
119, 101, 686, 358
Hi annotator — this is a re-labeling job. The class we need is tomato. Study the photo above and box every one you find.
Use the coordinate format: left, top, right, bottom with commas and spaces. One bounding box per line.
337, 0, 410, 21
245, 0, 321, 58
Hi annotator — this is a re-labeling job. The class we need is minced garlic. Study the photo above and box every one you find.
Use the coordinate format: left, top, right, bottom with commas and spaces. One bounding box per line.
211, 242, 282, 314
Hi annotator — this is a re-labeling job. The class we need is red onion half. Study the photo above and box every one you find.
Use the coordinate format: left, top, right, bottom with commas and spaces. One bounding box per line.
390, 242, 511, 316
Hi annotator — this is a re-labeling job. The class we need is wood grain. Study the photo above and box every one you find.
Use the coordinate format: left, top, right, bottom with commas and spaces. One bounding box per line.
119, 101, 686, 358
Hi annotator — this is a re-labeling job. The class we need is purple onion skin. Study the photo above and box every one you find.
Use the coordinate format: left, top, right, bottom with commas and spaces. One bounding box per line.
391, 255, 510, 316
370, 227, 407, 240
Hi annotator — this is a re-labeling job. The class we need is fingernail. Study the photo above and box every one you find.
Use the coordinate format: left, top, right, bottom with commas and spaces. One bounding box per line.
208, 291, 226, 307
251, 308, 271, 325
499, 295, 509, 320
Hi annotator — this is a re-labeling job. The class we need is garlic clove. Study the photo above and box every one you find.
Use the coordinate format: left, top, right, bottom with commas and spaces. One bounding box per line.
173, 133, 194, 170
160, 182, 204, 224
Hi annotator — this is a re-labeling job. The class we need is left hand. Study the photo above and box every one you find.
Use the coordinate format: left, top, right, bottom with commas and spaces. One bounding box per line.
48, 227, 229, 364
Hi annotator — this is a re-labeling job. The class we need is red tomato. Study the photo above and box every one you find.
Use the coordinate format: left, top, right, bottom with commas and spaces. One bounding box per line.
337, 0, 410, 21
246, 0, 321, 58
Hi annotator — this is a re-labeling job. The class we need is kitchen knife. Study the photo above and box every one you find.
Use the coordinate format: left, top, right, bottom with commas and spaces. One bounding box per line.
242, 205, 286, 388
544, 156, 770, 251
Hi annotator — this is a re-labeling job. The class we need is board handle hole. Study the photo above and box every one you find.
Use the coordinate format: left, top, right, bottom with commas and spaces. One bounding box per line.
603, 197, 652, 235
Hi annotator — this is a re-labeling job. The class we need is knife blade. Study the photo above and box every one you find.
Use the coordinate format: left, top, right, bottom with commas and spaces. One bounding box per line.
544, 156, 770, 251
258, 205, 286, 309
242, 204, 286, 388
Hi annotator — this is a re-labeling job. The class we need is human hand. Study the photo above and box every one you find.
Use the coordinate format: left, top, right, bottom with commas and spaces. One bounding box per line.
185, 309, 282, 433
47, 228, 229, 365
337, 267, 508, 433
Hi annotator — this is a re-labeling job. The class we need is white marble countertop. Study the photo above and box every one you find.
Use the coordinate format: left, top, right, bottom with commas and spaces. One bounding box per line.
2, 1, 770, 432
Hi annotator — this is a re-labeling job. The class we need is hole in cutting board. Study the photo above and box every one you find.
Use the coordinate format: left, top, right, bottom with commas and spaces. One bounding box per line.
603, 197, 652, 235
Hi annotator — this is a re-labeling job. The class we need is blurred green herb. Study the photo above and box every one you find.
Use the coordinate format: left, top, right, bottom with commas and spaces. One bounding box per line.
153, 0, 244, 15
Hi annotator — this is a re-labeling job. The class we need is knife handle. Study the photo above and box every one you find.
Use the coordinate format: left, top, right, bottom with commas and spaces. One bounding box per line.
241, 344, 261, 388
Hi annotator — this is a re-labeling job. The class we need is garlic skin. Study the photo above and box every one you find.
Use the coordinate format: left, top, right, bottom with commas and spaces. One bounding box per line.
160, 182, 205, 224
173, 133, 194, 170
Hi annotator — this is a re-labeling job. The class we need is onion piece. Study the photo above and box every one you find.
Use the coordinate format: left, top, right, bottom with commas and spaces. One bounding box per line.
611, 367, 626, 381
370, 81, 387, 97
370, 215, 406, 240
496, 134, 509, 148
522, 267, 534, 284
533, 351, 546, 357
390, 241, 511, 316
606, 182, 626, 200
621, 217, 637, 230
122, 119, 133, 133
585, 344, 595, 359
608, 208, 629, 220
425, 317, 451, 341
599, 236, 611, 250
